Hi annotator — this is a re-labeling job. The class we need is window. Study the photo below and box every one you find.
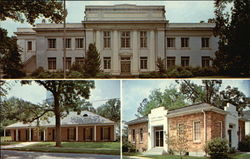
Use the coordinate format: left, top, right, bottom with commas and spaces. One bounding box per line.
177, 123, 185, 136
181, 38, 189, 48
140, 31, 147, 48
75, 57, 84, 66
103, 31, 111, 48
63, 38, 71, 48
181, 56, 190, 67
103, 127, 110, 140
75, 38, 84, 48
140, 128, 143, 142
193, 121, 201, 141
140, 57, 148, 69
63, 57, 71, 70
167, 38, 175, 48
68, 128, 75, 140
202, 56, 210, 67
48, 39, 56, 48
85, 128, 92, 141
103, 57, 111, 69
218, 121, 223, 138
202, 38, 209, 48
167, 57, 176, 68
48, 57, 56, 70
132, 129, 135, 142
27, 41, 32, 51
121, 31, 130, 48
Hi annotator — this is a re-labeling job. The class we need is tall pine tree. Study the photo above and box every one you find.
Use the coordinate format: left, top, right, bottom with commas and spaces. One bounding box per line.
84, 43, 101, 77
213, 0, 250, 76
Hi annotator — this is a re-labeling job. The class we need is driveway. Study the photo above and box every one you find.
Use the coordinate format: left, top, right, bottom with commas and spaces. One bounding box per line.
1, 142, 40, 149
0, 150, 120, 159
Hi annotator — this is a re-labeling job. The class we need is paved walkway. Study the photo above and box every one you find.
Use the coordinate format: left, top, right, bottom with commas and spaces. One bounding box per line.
1, 142, 40, 149
1, 150, 120, 159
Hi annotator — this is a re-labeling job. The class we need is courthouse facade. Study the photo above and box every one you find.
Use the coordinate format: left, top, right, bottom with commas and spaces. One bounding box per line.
16, 4, 218, 75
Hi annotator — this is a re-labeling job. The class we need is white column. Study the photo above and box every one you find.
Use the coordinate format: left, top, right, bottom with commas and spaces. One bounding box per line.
149, 30, 156, 71
76, 126, 78, 141
4, 129, 6, 137
29, 128, 31, 141
112, 30, 119, 75
113, 124, 116, 141
16, 129, 19, 141
43, 129, 46, 141
132, 30, 139, 75
94, 125, 97, 141
95, 30, 103, 70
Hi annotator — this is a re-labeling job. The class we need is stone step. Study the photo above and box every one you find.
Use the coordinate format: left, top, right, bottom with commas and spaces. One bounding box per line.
142, 147, 164, 156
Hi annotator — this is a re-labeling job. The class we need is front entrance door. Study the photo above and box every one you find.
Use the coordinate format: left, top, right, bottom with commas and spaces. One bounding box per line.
121, 57, 131, 74
155, 130, 164, 147
228, 129, 232, 147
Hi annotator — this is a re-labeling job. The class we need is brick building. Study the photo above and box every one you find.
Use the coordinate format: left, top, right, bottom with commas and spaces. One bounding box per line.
4, 111, 116, 142
126, 103, 246, 156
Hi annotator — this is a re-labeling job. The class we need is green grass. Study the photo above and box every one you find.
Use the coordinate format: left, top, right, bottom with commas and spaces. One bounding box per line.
9, 142, 120, 155
0, 142, 22, 146
230, 153, 250, 159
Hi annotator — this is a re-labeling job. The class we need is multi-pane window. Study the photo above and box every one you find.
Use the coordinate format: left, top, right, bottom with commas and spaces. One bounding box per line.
27, 41, 32, 51
75, 38, 84, 48
75, 57, 84, 66
63, 38, 71, 48
218, 121, 223, 138
181, 38, 189, 48
140, 31, 147, 48
103, 57, 111, 69
132, 129, 135, 142
103, 127, 110, 140
167, 38, 175, 48
103, 31, 111, 48
63, 57, 71, 70
181, 56, 190, 67
48, 57, 56, 70
68, 128, 75, 140
121, 31, 130, 48
202, 56, 210, 67
48, 39, 56, 48
140, 128, 143, 142
167, 57, 176, 68
193, 121, 201, 141
202, 38, 210, 48
140, 57, 148, 69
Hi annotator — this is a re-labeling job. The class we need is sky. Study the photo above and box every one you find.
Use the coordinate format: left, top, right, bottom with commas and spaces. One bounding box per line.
4, 80, 120, 109
0, 1, 217, 36
122, 80, 250, 122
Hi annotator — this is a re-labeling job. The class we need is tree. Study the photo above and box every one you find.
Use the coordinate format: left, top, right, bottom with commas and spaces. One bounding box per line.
213, 0, 250, 76
137, 86, 188, 117
84, 43, 101, 77
156, 58, 166, 74
21, 80, 95, 147
0, 28, 25, 78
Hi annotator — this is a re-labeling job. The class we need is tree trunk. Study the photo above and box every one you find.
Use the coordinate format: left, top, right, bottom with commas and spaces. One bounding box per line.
54, 96, 61, 147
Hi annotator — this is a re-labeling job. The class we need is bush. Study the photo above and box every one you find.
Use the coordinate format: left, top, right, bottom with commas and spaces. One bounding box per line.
31, 67, 45, 77
238, 135, 250, 152
166, 66, 193, 78
96, 72, 112, 78
205, 138, 229, 159
122, 141, 136, 152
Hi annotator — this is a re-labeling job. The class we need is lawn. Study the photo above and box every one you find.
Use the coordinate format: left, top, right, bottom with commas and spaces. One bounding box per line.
9, 142, 120, 155
0, 142, 22, 146
143, 153, 250, 159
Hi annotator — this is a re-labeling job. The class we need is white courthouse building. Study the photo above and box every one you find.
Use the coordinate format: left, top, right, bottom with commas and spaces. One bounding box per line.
16, 4, 218, 75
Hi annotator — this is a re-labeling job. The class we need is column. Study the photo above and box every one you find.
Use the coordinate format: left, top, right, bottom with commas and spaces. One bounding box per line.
29, 128, 31, 141
4, 129, 6, 137
113, 125, 116, 141
16, 129, 19, 141
76, 126, 79, 141
112, 30, 119, 75
43, 129, 46, 141
149, 30, 156, 71
132, 30, 139, 75
94, 125, 97, 141
95, 30, 103, 69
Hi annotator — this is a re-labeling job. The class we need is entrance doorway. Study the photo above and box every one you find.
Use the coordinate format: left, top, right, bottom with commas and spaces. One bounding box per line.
121, 57, 131, 74
154, 126, 164, 147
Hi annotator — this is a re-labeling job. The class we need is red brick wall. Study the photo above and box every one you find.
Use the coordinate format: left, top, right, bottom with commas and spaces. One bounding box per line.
128, 122, 148, 152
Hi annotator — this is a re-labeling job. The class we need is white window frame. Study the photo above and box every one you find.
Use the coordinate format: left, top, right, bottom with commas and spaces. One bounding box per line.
181, 37, 189, 48
140, 31, 147, 48
75, 38, 84, 49
167, 38, 175, 48
121, 31, 130, 48
167, 56, 176, 68
202, 56, 210, 68
103, 57, 111, 69
48, 39, 56, 49
63, 38, 71, 49
181, 56, 190, 67
27, 41, 32, 51
103, 31, 111, 49
48, 57, 56, 70
140, 57, 148, 70
193, 121, 201, 142
201, 37, 210, 48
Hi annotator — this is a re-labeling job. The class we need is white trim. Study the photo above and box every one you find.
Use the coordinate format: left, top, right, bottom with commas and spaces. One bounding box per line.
94, 125, 96, 141
76, 126, 79, 141
43, 129, 46, 141
16, 129, 19, 141
29, 128, 31, 141
193, 120, 201, 143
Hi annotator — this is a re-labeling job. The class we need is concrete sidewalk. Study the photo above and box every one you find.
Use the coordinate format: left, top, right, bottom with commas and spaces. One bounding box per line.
1, 142, 40, 149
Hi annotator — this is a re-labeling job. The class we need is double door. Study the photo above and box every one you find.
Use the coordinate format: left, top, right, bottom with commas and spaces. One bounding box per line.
155, 130, 164, 147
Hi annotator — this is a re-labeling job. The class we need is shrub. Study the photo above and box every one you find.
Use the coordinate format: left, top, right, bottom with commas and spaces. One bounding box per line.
67, 71, 85, 78
166, 66, 193, 78
31, 67, 45, 77
238, 135, 250, 152
122, 141, 136, 152
205, 138, 229, 159
96, 72, 112, 78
